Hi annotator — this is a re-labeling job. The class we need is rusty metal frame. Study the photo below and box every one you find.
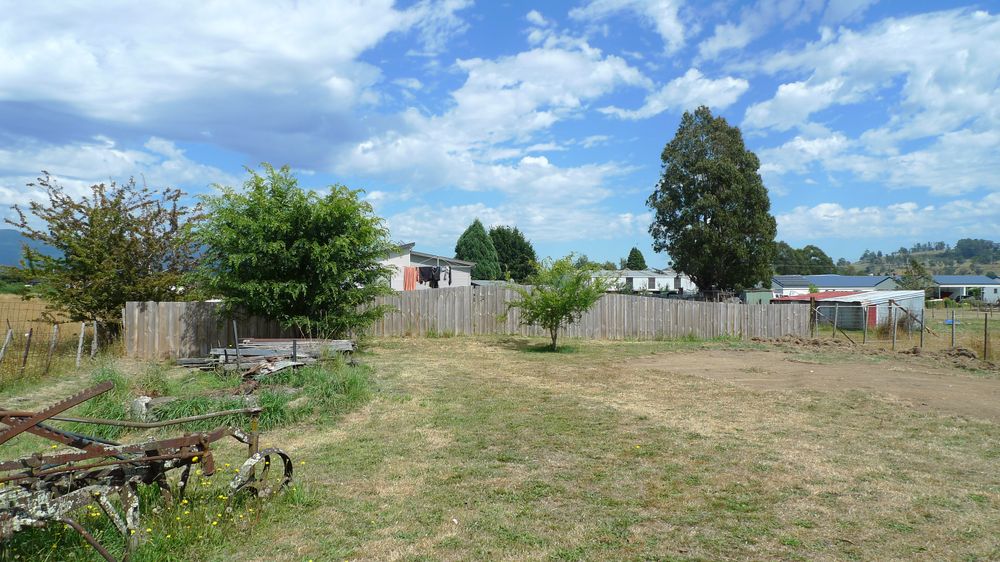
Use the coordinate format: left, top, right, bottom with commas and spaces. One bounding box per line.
0, 383, 293, 561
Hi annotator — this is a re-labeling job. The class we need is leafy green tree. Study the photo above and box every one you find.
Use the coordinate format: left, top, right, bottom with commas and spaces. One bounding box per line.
799, 245, 836, 274
648, 106, 776, 292
489, 225, 537, 282
773, 241, 803, 274
625, 247, 647, 270
6, 173, 200, 327
455, 219, 501, 280
505, 256, 610, 350
193, 164, 394, 338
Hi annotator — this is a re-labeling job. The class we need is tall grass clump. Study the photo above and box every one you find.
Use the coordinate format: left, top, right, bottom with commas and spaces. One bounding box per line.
64, 365, 131, 440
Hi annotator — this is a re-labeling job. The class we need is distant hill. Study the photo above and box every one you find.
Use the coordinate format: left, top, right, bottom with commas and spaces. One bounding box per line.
0, 229, 54, 267
848, 238, 1000, 277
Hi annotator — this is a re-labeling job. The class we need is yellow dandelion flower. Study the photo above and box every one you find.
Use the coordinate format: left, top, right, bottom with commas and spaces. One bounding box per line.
212, 521, 218, 526
145, 528, 152, 533
50, 445, 58, 449
130, 530, 136, 535
191, 456, 199, 462
166, 534, 172, 539
184, 510, 190, 515
224, 463, 230, 468
182, 499, 189, 504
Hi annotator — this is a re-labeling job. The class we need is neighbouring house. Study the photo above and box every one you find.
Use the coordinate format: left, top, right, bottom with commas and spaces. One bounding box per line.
593, 269, 698, 293
771, 274, 898, 297
381, 243, 475, 291
773, 290, 925, 330
931, 275, 1000, 304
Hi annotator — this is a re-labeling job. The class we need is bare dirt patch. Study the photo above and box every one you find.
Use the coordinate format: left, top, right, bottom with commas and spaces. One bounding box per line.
629, 349, 1000, 421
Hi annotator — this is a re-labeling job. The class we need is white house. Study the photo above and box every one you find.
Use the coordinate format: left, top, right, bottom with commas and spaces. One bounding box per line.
932, 275, 1000, 304
381, 243, 475, 291
593, 269, 698, 293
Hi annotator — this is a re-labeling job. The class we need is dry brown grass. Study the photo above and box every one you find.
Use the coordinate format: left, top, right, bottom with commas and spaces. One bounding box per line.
199, 336, 999, 561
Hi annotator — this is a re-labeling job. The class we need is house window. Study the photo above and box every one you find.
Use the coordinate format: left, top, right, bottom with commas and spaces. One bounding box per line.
648, 277, 656, 290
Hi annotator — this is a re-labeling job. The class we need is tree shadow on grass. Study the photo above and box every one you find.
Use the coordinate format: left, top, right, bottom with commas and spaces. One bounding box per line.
486, 336, 582, 354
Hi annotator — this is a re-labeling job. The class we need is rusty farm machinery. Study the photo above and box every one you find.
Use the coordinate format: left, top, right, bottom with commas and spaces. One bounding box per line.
0, 381, 293, 561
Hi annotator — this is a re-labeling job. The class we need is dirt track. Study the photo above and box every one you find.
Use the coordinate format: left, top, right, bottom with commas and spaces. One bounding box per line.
629, 349, 1000, 422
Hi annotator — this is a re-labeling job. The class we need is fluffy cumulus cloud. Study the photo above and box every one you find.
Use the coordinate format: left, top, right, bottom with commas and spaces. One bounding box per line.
751, 9, 1000, 196
777, 192, 1000, 240
570, 0, 687, 53
339, 38, 647, 199
0, 0, 471, 166
601, 69, 749, 119
386, 202, 652, 249
0, 136, 236, 219
698, 0, 826, 61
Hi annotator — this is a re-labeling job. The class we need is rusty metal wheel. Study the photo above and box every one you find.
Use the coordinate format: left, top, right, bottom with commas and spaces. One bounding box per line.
225, 448, 293, 513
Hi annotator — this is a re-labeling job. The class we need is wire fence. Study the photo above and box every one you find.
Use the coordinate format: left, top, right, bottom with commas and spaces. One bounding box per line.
0, 299, 105, 387
809, 303, 997, 361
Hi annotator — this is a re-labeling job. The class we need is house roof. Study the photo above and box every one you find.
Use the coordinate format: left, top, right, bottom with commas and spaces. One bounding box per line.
772, 274, 894, 288
772, 275, 810, 288
820, 290, 926, 305
410, 250, 475, 267
932, 275, 1000, 286
805, 274, 894, 288
593, 269, 679, 277
772, 291, 861, 302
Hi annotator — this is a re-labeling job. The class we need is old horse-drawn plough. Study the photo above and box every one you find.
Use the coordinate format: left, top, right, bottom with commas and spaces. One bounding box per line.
0, 381, 293, 560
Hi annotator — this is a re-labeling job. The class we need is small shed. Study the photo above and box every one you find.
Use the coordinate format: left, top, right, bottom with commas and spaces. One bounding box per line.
818, 290, 925, 330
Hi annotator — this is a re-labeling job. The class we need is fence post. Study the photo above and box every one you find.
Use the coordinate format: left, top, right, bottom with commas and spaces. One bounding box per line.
890, 300, 897, 351
809, 297, 817, 338
19, 328, 33, 376
232, 319, 241, 372
832, 303, 839, 340
44, 324, 59, 375
862, 305, 868, 345
950, 311, 956, 348
985, 313, 990, 361
0, 321, 12, 365
76, 322, 86, 368
90, 321, 98, 359
919, 309, 925, 348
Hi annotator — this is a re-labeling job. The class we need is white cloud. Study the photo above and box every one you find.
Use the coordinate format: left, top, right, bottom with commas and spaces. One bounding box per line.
570, 0, 687, 54
393, 78, 424, 91
385, 203, 652, 248
526, 10, 548, 27
821, 0, 879, 25
777, 192, 1000, 240
601, 68, 749, 119
0, 1, 469, 121
698, 0, 825, 61
0, 136, 237, 213
338, 39, 647, 201
744, 9, 1000, 134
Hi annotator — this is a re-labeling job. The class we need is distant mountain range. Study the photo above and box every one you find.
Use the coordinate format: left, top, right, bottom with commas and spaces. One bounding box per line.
0, 229, 54, 267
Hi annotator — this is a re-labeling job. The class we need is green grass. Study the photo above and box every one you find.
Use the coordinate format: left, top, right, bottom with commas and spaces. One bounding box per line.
3, 335, 999, 560
0, 356, 373, 562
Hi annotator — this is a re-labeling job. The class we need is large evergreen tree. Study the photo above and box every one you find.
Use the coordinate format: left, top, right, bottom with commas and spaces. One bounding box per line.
648, 106, 776, 292
625, 247, 647, 270
455, 219, 501, 280
489, 225, 537, 282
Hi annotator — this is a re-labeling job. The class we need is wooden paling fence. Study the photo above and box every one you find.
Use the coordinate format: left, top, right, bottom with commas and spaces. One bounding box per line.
123, 301, 294, 361
125, 288, 809, 360
367, 286, 809, 340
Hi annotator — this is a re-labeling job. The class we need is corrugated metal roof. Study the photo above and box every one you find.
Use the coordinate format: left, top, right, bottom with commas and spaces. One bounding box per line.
804, 274, 894, 287
820, 290, 925, 305
772, 275, 810, 287
593, 269, 676, 277
772, 291, 861, 302
932, 275, 1000, 286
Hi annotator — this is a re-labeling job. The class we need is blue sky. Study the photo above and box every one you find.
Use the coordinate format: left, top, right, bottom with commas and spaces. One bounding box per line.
1, 1, 998, 266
